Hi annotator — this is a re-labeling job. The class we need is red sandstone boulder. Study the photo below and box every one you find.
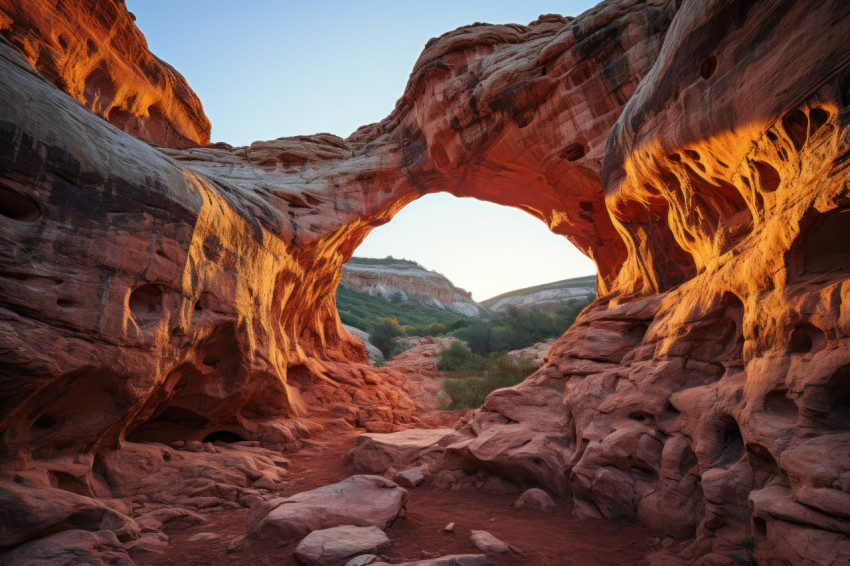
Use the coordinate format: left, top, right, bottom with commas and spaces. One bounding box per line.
248, 475, 407, 543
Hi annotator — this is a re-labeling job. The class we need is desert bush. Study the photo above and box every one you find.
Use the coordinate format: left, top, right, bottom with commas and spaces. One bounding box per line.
426, 322, 446, 336
369, 317, 404, 358
442, 353, 535, 409
437, 341, 480, 372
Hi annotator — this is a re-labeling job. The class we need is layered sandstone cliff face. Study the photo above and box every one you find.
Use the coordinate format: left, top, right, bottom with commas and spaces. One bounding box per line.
1, 0, 849, 564
340, 258, 486, 317
0, 0, 210, 148
482, 274, 596, 312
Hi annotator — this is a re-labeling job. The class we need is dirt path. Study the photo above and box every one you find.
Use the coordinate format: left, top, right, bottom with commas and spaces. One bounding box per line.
136, 427, 657, 566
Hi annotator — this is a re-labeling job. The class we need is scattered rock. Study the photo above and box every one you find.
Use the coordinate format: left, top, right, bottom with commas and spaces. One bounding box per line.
249, 475, 407, 543
371, 555, 491, 566
469, 531, 510, 554
126, 532, 170, 557
444, 522, 455, 533
188, 532, 219, 542
0, 482, 139, 548
0, 529, 133, 566
253, 476, 277, 490
295, 525, 390, 566
348, 429, 455, 475
513, 488, 556, 513
392, 467, 427, 488
136, 506, 207, 532
344, 555, 378, 566
227, 535, 247, 553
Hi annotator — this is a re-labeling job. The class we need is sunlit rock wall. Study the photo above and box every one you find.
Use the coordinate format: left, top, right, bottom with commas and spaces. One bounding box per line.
0, 0, 849, 563
0, 0, 210, 148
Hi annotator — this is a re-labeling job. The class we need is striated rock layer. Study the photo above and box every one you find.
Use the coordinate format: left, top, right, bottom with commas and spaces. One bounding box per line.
0, 0, 210, 148
340, 257, 486, 317
1, 0, 850, 564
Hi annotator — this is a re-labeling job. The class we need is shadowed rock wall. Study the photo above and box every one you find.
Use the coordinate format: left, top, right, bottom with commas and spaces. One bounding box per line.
0, 0, 849, 563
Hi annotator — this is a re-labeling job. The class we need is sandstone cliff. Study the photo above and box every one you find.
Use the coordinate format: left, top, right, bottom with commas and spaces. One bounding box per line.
0, 0, 210, 148
1, 1, 849, 564
341, 257, 487, 317
482, 274, 596, 312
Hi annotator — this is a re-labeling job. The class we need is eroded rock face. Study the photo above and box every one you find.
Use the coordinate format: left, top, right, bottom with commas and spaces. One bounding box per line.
0, 0, 210, 148
341, 259, 486, 317
1, 0, 850, 564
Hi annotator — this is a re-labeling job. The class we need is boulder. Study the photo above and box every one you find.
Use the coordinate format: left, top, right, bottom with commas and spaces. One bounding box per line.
469, 531, 510, 554
0, 529, 134, 566
0, 482, 139, 548
295, 525, 390, 566
348, 429, 455, 475
513, 488, 556, 513
249, 475, 407, 542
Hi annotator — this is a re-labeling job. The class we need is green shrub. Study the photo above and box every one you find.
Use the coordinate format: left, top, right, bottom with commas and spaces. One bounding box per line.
369, 317, 404, 358
453, 301, 592, 355
437, 341, 480, 372
426, 322, 446, 336
442, 353, 535, 409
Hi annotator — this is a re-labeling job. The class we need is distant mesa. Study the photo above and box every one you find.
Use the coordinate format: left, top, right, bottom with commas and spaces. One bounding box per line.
481, 275, 596, 313
340, 256, 487, 317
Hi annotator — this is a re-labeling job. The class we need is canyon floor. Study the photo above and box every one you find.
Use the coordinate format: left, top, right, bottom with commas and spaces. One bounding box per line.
128, 342, 669, 566
134, 427, 660, 566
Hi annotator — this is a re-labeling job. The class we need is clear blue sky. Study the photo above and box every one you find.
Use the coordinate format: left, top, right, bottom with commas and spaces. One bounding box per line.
128, 0, 598, 300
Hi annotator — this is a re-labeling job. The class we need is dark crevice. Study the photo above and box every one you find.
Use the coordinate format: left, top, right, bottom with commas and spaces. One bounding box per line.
699, 55, 717, 79
781, 108, 808, 151
202, 430, 244, 443
0, 183, 40, 222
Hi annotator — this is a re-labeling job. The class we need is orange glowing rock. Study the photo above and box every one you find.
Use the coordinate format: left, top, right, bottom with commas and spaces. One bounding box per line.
0, 0, 210, 148
0, 1, 850, 564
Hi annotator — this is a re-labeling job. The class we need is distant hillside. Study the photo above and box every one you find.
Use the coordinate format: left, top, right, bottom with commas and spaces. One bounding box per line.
340, 257, 488, 318
336, 284, 474, 333
482, 275, 596, 313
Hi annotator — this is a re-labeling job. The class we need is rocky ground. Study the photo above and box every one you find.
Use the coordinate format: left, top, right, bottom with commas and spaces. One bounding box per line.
126, 427, 660, 566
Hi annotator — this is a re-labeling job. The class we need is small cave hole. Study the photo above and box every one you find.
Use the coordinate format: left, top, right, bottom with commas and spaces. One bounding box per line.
668, 153, 682, 162
202, 236, 222, 262
683, 149, 701, 161
790, 322, 825, 354
627, 322, 649, 342
561, 143, 586, 162
150, 406, 209, 426
747, 443, 784, 489
56, 299, 74, 308
752, 160, 780, 192
808, 107, 830, 136
763, 389, 798, 420
202, 430, 244, 444
0, 185, 40, 222
162, 451, 172, 461
753, 516, 767, 539
202, 356, 219, 369
33, 414, 58, 430
788, 206, 850, 284
716, 417, 745, 466
129, 284, 163, 319
699, 55, 717, 80
766, 130, 778, 141
782, 108, 809, 151
50, 471, 90, 496
678, 446, 698, 478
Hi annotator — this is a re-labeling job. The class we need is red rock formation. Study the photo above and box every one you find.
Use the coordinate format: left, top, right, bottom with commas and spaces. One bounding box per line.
1, 0, 850, 564
0, 0, 210, 148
